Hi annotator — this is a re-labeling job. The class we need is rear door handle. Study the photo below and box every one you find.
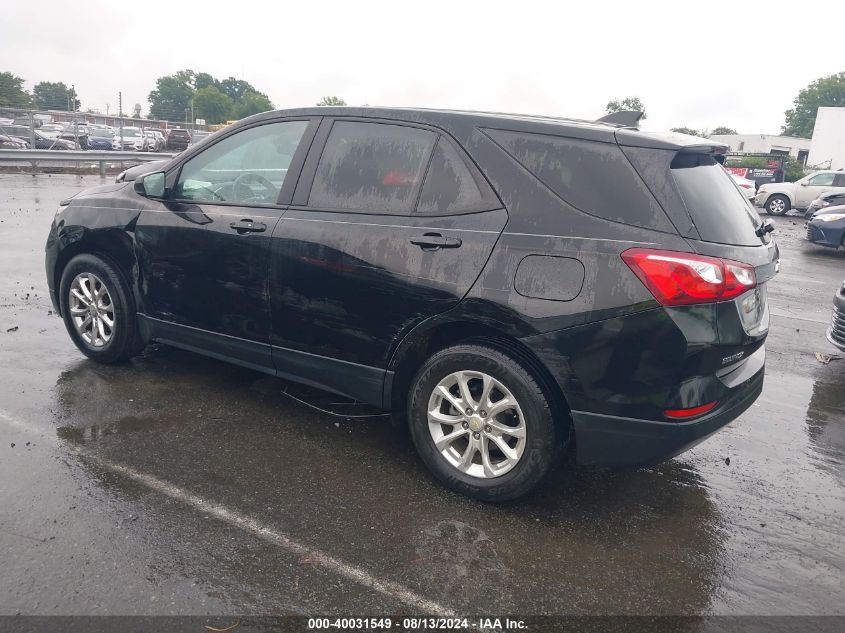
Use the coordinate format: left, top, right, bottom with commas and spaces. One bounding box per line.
410, 232, 462, 250
229, 219, 267, 234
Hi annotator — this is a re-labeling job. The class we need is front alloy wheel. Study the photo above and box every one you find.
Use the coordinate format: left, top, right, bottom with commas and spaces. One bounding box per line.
428, 370, 527, 478
68, 272, 115, 347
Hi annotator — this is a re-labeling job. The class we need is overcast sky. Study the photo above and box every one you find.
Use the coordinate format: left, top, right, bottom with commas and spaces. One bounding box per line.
2, 0, 842, 135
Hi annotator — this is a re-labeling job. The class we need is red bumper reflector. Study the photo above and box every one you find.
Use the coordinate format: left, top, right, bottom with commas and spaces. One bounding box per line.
664, 401, 718, 419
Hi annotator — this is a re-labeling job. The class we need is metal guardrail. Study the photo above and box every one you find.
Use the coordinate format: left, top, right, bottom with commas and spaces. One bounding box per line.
0, 149, 175, 176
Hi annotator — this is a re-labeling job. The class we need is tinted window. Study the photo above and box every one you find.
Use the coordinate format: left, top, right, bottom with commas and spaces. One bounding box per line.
671, 154, 762, 247
833, 174, 845, 187
309, 121, 435, 213
486, 129, 673, 231
808, 173, 835, 186
175, 121, 308, 205
417, 138, 485, 215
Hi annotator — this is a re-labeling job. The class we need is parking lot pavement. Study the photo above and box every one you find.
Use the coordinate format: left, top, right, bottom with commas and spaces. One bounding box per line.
0, 174, 843, 617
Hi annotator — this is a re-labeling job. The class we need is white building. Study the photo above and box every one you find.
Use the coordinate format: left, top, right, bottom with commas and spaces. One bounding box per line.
709, 133, 811, 163
807, 107, 845, 170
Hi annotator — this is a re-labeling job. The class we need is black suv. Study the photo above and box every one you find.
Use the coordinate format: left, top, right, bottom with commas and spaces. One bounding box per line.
45, 107, 777, 501
166, 128, 191, 151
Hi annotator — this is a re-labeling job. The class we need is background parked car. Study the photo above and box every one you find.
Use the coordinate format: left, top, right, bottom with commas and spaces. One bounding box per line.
166, 128, 191, 151
112, 127, 148, 151
805, 191, 845, 218
730, 173, 757, 199
143, 129, 166, 152
805, 205, 845, 251
828, 281, 845, 352
756, 170, 845, 215
0, 134, 27, 149
87, 129, 116, 150
0, 125, 76, 149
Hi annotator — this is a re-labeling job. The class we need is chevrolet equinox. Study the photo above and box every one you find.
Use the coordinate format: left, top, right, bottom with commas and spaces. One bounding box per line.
45, 107, 778, 501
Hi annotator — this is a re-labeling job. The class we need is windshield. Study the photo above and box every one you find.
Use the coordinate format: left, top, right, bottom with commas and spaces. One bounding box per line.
671, 154, 763, 247
121, 129, 141, 137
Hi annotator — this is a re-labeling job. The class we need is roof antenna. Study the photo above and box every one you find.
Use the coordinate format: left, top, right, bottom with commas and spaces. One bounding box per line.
596, 110, 644, 128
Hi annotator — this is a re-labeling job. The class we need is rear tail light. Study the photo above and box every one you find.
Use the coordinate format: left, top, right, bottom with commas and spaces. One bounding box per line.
621, 248, 756, 306
664, 401, 718, 419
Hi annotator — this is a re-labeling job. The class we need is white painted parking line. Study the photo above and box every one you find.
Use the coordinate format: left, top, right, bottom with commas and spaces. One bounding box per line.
0, 409, 455, 617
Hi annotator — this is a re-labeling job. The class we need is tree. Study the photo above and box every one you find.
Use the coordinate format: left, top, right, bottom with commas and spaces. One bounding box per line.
670, 126, 703, 137
33, 82, 80, 111
220, 78, 255, 102
194, 72, 220, 91
148, 69, 195, 121
0, 72, 32, 107
605, 96, 646, 119
233, 91, 274, 119
192, 86, 234, 124
711, 126, 737, 136
317, 96, 346, 106
782, 72, 845, 138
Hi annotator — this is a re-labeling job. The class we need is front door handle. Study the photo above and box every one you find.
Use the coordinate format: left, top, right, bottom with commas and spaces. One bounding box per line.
410, 232, 462, 250
229, 219, 267, 234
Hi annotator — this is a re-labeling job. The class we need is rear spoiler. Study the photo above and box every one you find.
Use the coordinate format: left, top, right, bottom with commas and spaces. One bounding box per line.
595, 110, 644, 128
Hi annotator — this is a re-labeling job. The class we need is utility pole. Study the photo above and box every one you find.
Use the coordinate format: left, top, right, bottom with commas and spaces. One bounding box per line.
118, 91, 123, 145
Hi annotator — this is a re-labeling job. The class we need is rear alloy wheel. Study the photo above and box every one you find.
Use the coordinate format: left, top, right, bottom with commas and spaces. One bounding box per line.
408, 344, 561, 501
765, 194, 790, 216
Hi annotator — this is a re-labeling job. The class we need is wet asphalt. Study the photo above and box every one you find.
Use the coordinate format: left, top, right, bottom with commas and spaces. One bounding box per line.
0, 174, 842, 617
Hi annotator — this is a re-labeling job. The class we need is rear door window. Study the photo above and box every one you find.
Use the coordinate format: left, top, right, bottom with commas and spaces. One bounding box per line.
308, 121, 435, 214
670, 153, 762, 246
416, 138, 486, 215
833, 174, 845, 187
484, 128, 674, 231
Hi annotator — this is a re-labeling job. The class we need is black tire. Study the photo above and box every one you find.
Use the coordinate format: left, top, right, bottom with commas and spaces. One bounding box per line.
59, 253, 142, 364
407, 344, 562, 502
765, 194, 790, 216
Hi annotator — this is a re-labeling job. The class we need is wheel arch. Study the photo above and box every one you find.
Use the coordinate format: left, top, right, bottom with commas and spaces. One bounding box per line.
386, 319, 572, 442
52, 228, 137, 317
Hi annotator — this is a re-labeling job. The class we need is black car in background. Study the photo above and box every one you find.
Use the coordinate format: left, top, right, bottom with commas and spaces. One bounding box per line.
806, 206, 845, 251
828, 281, 845, 352
45, 107, 777, 501
166, 128, 191, 151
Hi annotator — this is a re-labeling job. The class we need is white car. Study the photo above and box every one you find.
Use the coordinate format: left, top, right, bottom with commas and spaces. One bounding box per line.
730, 173, 756, 200
112, 127, 148, 151
754, 170, 845, 215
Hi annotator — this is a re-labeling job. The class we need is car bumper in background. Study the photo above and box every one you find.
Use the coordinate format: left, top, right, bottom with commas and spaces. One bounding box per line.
806, 221, 844, 248
573, 347, 765, 467
828, 288, 845, 352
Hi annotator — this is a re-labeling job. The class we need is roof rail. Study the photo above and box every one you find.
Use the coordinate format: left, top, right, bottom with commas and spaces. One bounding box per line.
595, 110, 644, 128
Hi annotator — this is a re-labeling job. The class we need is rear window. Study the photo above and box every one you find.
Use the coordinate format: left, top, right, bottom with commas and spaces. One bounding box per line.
485, 129, 673, 232
670, 154, 762, 246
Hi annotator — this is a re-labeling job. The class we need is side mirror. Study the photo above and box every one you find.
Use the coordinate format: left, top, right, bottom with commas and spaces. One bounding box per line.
800, 181, 809, 186
135, 171, 166, 198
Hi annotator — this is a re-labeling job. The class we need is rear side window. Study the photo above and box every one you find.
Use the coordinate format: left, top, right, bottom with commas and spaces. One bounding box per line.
309, 121, 436, 213
670, 153, 762, 246
416, 138, 485, 215
485, 129, 673, 231
835, 174, 845, 187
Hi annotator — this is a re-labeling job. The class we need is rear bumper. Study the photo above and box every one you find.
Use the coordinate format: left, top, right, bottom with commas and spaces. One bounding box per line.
573, 347, 765, 467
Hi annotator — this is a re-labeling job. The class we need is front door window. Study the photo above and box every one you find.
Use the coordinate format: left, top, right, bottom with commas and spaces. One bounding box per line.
175, 121, 309, 205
